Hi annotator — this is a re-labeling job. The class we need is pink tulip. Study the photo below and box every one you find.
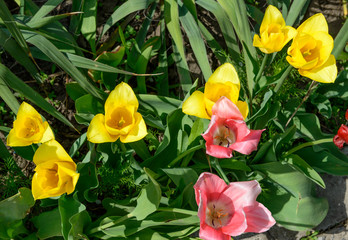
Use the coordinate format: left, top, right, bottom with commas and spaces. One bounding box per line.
194, 172, 276, 240
202, 97, 264, 158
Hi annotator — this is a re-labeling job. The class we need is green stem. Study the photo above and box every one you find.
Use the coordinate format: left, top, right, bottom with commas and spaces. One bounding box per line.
283, 138, 333, 157
274, 65, 293, 93
255, 54, 269, 82
211, 158, 230, 184
157, 207, 198, 216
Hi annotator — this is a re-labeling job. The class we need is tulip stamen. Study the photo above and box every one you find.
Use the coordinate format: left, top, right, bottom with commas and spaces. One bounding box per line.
206, 201, 230, 229
213, 125, 236, 148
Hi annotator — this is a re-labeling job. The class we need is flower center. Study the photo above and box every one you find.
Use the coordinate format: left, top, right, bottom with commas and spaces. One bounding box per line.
19, 117, 40, 138
107, 107, 133, 130
213, 125, 236, 147
206, 201, 230, 228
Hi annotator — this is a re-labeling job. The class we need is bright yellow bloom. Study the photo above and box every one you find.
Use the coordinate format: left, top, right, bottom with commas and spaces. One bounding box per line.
7, 102, 54, 147
32, 140, 79, 200
253, 5, 297, 54
286, 13, 337, 83
182, 63, 248, 119
87, 82, 147, 143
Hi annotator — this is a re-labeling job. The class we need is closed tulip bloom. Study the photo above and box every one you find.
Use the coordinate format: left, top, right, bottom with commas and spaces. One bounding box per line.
87, 82, 147, 143
194, 172, 276, 240
32, 140, 79, 200
253, 5, 297, 54
202, 97, 264, 159
7, 102, 54, 147
182, 63, 248, 120
286, 13, 337, 83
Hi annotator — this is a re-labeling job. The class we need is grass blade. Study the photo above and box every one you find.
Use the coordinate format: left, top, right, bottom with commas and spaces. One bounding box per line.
172, 41, 192, 95
28, 0, 63, 23
0, 63, 76, 130
27, 12, 83, 29
81, 0, 97, 53
285, 0, 310, 26
0, 78, 20, 114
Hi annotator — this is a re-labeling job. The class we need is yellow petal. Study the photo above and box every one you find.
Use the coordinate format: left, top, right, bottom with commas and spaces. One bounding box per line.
33, 140, 73, 165
311, 31, 334, 66
260, 5, 285, 34
105, 105, 136, 136
120, 113, 148, 143
236, 101, 249, 119
282, 26, 297, 44
182, 91, 210, 119
299, 55, 337, 83
105, 82, 138, 114
204, 81, 240, 106
208, 63, 240, 90
56, 162, 79, 195
297, 13, 328, 35
40, 121, 55, 143
17, 102, 42, 120
6, 128, 32, 146
87, 114, 118, 143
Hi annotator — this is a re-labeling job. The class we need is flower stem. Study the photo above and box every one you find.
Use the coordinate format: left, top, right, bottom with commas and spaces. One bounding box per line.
285, 80, 318, 128
274, 65, 293, 93
211, 157, 230, 184
255, 53, 269, 82
283, 138, 333, 157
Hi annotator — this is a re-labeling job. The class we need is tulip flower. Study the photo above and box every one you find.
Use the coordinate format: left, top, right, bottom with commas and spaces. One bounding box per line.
182, 63, 248, 120
87, 82, 147, 143
7, 102, 54, 147
286, 13, 337, 83
32, 140, 80, 200
202, 97, 264, 159
194, 172, 276, 240
253, 5, 297, 53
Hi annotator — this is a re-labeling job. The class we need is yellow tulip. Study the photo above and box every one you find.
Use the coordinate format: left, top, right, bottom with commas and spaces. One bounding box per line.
87, 82, 147, 143
182, 63, 248, 119
286, 13, 337, 83
253, 5, 297, 54
31, 140, 79, 200
7, 102, 55, 147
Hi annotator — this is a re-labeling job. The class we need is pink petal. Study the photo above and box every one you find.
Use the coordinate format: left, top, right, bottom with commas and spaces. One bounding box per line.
221, 209, 248, 236
333, 134, 345, 149
197, 189, 208, 224
223, 180, 261, 210
194, 172, 228, 206
230, 129, 264, 155
205, 144, 233, 158
244, 202, 276, 233
225, 119, 250, 141
212, 96, 244, 120
199, 223, 231, 240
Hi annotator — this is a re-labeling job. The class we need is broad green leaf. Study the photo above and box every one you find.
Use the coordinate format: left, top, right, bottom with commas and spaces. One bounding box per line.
333, 19, 348, 58
130, 168, 161, 220
179, 2, 212, 81
0, 188, 35, 239
12, 145, 36, 161
310, 93, 332, 118
75, 94, 104, 120
0, 135, 11, 160
0, 63, 76, 130
81, 0, 97, 53
69, 133, 87, 158
293, 113, 331, 141
135, 46, 153, 94
137, 94, 181, 118
66, 82, 88, 101
27, 12, 83, 29
128, 140, 151, 160
285, 0, 310, 26
101, 0, 154, 37
32, 208, 62, 239
219, 158, 251, 171
0, 77, 20, 114
156, 20, 169, 96
317, 69, 348, 100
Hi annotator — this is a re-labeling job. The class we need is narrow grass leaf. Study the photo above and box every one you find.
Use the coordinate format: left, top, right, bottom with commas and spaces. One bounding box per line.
0, 63, 76, 130
333, 19, 348, 58
27, 12, 83, 29
172, 42, 191, 95
135, 46, 153, 94
81, 0, 97, 53
285, 0, 309, 26
28, 0, 63, 23
0, 78, 20, 114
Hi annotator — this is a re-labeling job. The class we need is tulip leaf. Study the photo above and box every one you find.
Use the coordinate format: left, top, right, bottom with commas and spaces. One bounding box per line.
58, 193, 91, 240
317, 69, 348, 100
137, 94, 181, 118
12, 145, 37, 161
0, 77, 20, 114
0, 188, 35, 239
134, 45, 153, 94
130, 168, 161, 220
27, 0, 63, 23
32, 208, 62, 239
66, 82, 88, 101
75, 94, 104, 125
219, 158, 252, 171
253, 162, 328, 231
309, 93, 332, 118
333, 19, 348, 58
81, 0, 97, 53
69, 133, 87, 158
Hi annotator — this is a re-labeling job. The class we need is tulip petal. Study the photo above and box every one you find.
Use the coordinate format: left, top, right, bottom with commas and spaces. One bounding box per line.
105, 82, 138, 114
6, 129, 32, 146
17, 101, 42, 120
230, 128, 264, 155
199, 223, 231, 240
119, 113, 147, 143
221, 209, 248, 236
282, 26, 297, 45
297, 13, 328, 35
299, 54, 337, 83
182, 91, 210, 119
33, 140, 74, 165
260, 5, 285, 33
57, 162, 80, 194
311, 31, 334, 65
40, 121, 55, 143
338, 124, 348, 143
208, 63, 240, 89
236, 101, 249, 119
244, 202, 276, 233
87, 114, 119, 143
212, 97, 244, 120
223, 180, 261, 210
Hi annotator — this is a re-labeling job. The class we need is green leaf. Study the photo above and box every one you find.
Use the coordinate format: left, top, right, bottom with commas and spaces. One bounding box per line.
75, 94, 104, 124
134, 46, 153, 94
0, 188, 35, 239
32, 208, 62, 239
128, 140, 151, 160
81, 0, 97, 53
0, 77, 20, 114
219, 158, 251, 171
12, 145, 36, 161
101, 0, 154, 37
285, 0, 310, 26
293, 113, 331, 141
310, 93, 332, 118
66, 82, 88, 101
333, 18, 348, 58
0, 63, 76, 130
137, 94, 181, 118
69, 133, 87, 158
317, 69, 348, 100
0, 134, 11, 160
27, 12, 83, 29
28, 0, 63, 23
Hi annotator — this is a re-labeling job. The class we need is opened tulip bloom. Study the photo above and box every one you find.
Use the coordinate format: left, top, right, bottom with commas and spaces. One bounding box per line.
333, 111, 348, 149
7, 102, 54, 147
87, 82, 147, 143
182, 63, 248, 119
32, 140, 79, 200
286, 13, 337, 83
253, 5, 297, 53
202, 97, 264, 158
194, 172, 275, 240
